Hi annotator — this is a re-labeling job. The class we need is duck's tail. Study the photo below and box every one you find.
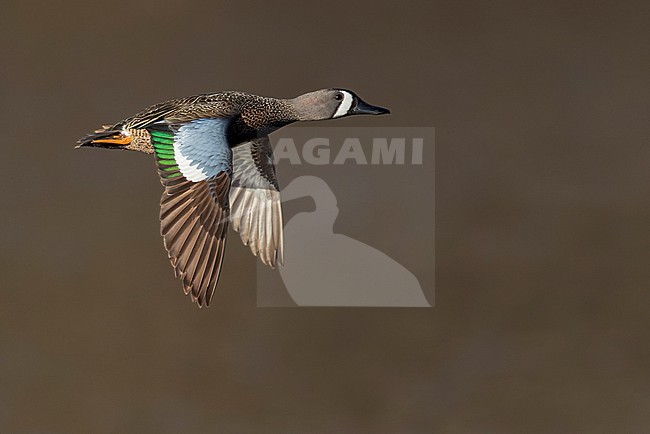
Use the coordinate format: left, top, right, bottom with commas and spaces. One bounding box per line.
76, 125, 133, 149
76, 126, 154, 154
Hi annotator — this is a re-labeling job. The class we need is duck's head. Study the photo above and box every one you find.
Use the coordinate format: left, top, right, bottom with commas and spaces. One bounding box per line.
290, 89, 390, 121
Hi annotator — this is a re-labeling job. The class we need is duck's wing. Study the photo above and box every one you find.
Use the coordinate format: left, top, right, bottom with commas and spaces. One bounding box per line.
149, 118, 233, 307
229, 137, 284, 267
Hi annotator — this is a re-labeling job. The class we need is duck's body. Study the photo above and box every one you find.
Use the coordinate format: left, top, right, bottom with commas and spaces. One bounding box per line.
78, 89, 389, 307
80, 91, 299, 153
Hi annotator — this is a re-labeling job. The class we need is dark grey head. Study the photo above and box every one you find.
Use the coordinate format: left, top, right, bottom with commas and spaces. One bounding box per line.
290, 89, 390, 121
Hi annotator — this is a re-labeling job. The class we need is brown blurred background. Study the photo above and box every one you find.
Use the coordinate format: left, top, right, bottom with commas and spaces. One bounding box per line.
1, 0, 649, 432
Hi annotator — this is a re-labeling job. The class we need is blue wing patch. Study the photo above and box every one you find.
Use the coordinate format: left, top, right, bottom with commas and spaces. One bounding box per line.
172, 118, 232, 182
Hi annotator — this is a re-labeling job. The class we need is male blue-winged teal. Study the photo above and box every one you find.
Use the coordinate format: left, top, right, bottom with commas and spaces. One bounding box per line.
78, 89, 390, 307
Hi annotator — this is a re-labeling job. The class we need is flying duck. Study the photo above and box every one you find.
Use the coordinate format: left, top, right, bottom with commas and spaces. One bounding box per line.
77, 89, 390, 307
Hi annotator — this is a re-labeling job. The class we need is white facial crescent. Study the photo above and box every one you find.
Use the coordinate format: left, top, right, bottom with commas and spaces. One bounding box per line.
333, 91, 353, 118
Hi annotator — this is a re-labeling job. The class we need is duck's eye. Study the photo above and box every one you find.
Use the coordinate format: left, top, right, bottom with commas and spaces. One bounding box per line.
335, 93, 343, 101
